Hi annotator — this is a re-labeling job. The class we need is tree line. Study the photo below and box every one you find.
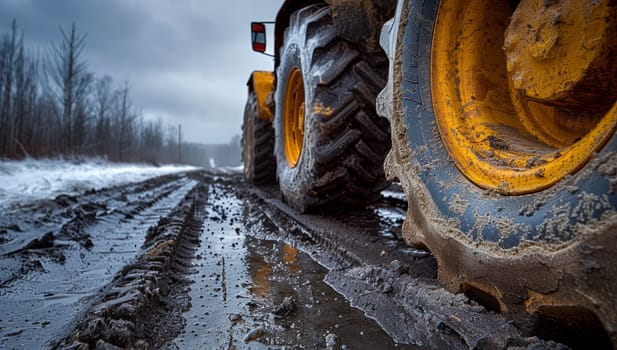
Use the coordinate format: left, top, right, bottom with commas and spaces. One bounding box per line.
0, 19, 238, 166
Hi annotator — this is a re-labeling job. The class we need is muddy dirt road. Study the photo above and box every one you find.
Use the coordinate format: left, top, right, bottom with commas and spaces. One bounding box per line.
0, 171, 567, 349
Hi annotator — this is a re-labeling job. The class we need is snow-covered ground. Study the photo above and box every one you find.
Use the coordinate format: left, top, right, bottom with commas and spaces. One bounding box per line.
0, 158, 198, 209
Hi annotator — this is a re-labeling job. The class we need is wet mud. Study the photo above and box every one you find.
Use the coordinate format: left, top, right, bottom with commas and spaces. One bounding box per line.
167, 179, 412, 349
244, 185, 570, 349
1, 171, 572, 349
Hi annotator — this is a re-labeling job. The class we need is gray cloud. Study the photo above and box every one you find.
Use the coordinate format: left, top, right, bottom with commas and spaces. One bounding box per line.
0, 0, 282, 143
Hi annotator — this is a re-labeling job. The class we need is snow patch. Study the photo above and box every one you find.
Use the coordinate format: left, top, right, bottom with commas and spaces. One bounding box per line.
0, 158, 197, 209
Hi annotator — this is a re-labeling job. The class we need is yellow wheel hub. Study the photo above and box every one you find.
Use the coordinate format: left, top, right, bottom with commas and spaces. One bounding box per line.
283, 67, 305, 168
431, 0, 617, 194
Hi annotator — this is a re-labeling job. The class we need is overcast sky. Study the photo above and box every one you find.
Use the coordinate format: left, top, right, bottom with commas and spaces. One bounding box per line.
0, 0, 282, 144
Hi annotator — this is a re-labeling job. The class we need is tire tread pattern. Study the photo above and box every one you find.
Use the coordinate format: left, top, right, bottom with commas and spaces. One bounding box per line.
275, 5, 391, 211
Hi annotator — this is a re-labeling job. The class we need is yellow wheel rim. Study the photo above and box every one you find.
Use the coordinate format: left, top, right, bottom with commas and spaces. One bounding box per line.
283, 67, 305, 168
431, 0, 617, 194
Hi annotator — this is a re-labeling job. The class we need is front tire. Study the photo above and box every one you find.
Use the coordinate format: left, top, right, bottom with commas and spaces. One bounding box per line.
274, 5, 391, 212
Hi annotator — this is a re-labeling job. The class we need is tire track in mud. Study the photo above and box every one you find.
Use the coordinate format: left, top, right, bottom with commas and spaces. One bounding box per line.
0, 179, 191, 289
0, 174, 192, 286
54, 175, 209, 349
0, 173, 199, 349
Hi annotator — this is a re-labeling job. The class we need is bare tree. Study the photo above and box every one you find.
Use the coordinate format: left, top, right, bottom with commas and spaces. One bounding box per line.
49, 22, 92, 154
94, 75, 112, 156
114, 81, 136, 161
0, 19, 18, 156
12, 36, 28, 157
21, 54, 39, 157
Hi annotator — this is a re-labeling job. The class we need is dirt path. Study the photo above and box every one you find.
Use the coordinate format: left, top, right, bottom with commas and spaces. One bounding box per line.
0, 171, 568, 349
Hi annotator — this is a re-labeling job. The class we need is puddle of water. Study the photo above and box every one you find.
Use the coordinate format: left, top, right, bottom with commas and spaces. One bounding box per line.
172, 184, 418, 349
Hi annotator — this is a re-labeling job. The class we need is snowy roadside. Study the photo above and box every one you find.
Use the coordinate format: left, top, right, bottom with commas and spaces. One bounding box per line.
0, 158, 198, 210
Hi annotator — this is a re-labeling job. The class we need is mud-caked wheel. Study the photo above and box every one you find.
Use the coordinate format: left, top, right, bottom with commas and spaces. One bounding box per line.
242, 91, 276, 185
274, 4, 391, 212
380, 0, 617, 347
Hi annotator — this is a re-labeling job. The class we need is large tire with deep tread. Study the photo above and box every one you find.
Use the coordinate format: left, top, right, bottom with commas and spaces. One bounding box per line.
242, 91, 276, 185
380, 1, 617, 347
274, 5, 391, 212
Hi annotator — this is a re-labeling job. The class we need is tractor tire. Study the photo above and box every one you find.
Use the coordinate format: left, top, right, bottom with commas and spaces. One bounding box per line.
242, 91, 276, 185
380, 0, 617, 347
273, 4, 391, 212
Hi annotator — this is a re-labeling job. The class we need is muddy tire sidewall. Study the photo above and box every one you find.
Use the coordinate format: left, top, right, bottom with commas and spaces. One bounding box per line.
242, 92, 257, 181
274, 43, 312, 211
399, 0, 617, 249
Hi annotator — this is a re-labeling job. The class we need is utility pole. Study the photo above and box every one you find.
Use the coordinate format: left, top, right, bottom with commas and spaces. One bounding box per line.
178, 124, 182, 163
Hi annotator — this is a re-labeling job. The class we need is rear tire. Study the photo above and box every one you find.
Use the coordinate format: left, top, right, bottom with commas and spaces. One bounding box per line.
274, 5, 391, 212
242, 91, 276, 185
